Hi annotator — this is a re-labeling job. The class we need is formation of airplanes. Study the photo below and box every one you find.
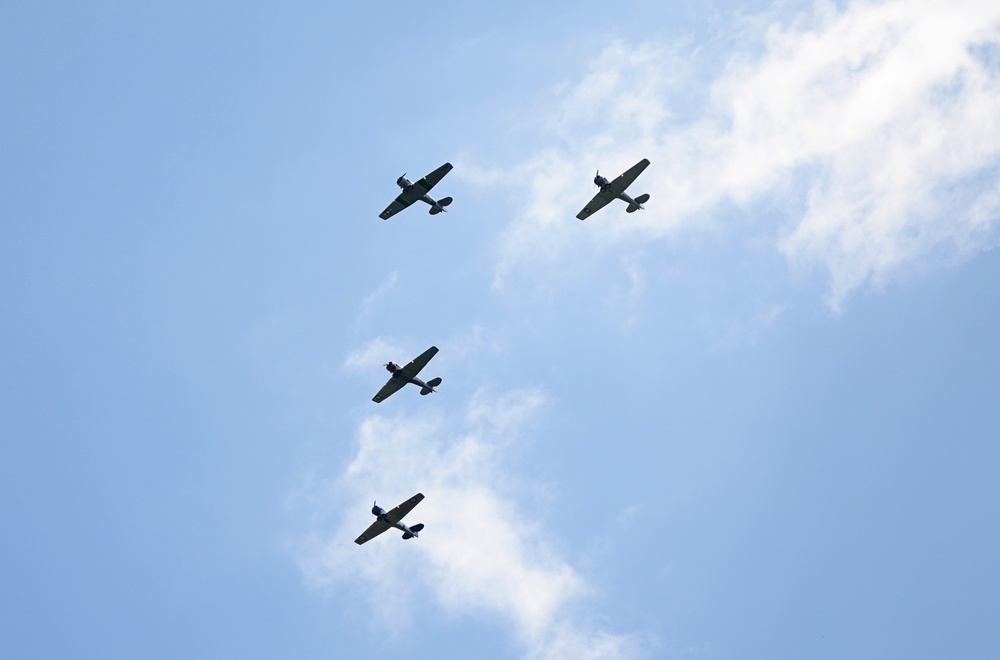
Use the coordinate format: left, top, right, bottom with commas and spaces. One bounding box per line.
377, 158, 651, 222
356, 156, 652, 545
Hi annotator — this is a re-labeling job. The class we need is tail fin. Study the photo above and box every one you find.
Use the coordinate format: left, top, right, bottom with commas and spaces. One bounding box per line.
627, 193, 650, 213
429, 197, 453, 215
402, 524, 424, 540
426, 377, 442, 388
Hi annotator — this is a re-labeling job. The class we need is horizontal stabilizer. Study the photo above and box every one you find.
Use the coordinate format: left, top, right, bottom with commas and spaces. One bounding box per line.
634, 193, 650, 205
402, 531, 413, 539
626, 204, 639, 213
438, 196, 453, 207
420, 387, 432, 395
429, 207, 443, 215
426, 377, 442, 388
410, 523, 424, 533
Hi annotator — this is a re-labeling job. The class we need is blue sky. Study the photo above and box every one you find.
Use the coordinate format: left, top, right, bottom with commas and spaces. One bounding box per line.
3, 1, 1000, 658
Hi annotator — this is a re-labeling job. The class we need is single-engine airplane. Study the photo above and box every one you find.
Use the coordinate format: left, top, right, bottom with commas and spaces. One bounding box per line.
355, 493, 425, 545
576, 158, 650, 220
372, 346, 441, 403
379, 162, 454, 220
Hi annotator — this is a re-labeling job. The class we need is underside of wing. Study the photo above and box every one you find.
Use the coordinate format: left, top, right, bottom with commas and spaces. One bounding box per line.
372, 377, 406, 403
400, 346, 438, 379
355, 519, 391, 545
576, 191, 615, 220
386, 493, 424, 524
609, 158, 650, 195
415, 163, 453, 193
379, 195, 414, 220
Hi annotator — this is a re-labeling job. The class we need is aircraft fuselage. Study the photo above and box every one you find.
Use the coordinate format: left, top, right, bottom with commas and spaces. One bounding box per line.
596, 174, 643, 209
371, 504, 420, 538
385, 362, 436, 393
397, 176, 448, 214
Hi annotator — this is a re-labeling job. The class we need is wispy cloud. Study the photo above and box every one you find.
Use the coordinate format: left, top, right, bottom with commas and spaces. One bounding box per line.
355, 270, 398, 325
342, 336, 408, 373
291, 389, 643, 659
488, 0, 1000, 310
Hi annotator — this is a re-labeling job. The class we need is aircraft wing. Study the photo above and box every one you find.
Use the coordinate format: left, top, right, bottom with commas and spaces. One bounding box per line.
416, 162, 453, 193
354, 519, 392, 545
576, 190, 616, 220
609, 158, 650, 195
386, 493, 424, 524
372, 377, 406, 403
399, 346, 438, 379
379, 195, 414, 220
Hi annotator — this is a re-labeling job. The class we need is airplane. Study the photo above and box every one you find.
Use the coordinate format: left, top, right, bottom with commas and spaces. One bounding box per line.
576, 158, 651, 220
355, 493, 425, 545
372, 346, 441, 403
379, 162, 454, 220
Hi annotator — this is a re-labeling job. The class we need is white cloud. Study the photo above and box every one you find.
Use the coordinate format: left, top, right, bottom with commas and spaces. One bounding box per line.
442, 322, 508, 363
489, 0, 1000, 310
292, 389, 643, 659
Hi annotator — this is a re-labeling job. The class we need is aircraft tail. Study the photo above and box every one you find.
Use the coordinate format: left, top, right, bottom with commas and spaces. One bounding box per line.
429, 197, 452, 215
402, 524, 423, 540
419, 377, 441, 395
627, 193, 650, 213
